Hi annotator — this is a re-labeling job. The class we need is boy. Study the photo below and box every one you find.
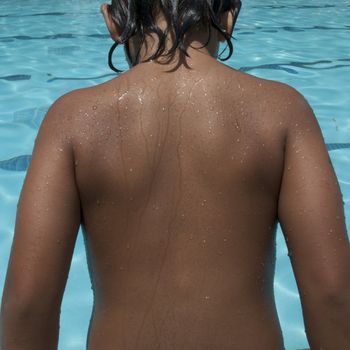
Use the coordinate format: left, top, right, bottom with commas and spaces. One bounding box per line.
1, 1, 350, 349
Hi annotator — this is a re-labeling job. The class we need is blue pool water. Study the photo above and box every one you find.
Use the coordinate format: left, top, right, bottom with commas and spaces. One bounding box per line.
0, 0, 349, 349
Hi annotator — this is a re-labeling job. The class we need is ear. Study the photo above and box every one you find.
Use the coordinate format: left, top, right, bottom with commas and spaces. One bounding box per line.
218, 9, 237, 42
100, 3, 122, 42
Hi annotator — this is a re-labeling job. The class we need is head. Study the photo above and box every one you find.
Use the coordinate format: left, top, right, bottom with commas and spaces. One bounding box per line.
101, 0, 242, 72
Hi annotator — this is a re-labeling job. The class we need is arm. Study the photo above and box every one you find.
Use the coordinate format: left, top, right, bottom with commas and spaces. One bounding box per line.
0, 93, 82, 350
277, 87, 350, 349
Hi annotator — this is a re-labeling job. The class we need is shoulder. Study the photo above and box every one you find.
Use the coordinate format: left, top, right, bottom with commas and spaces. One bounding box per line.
228, 68, 306, 101
45, 87, 89, 124
48, 85, 99, 114
48, 75, 125, 112
250, 73, 313, 113
36, 86, 95, 151
42, 81, 114, 129
236, 70, 316, 124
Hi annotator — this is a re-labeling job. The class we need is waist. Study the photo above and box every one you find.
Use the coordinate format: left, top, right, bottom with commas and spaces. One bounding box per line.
88, 300, 284, 350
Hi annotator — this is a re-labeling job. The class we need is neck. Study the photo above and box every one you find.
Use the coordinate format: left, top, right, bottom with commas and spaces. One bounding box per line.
127, 14, 220, 67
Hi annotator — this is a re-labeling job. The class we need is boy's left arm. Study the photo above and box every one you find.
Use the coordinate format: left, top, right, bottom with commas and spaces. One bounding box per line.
0, 93, 82, 350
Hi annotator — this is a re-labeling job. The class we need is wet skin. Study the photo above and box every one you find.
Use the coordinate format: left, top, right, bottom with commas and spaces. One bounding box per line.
1, 48, 349, 350
78, 59, 287, 349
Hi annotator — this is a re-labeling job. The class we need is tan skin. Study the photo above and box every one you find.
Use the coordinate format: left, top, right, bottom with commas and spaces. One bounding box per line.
1, 2, 350, 350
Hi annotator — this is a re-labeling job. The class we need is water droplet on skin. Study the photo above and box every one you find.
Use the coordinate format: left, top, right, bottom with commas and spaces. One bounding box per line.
223, 237, 227, 242
118, 92, 128, 101
162, 107, 166, 112
202, 239, 207, 244
235, 119, 242, 132
74, 160, 79, 166
204, 296, 210, 300
92, 105, 97, 111
288, 251, 293, 258
58, 148, 63, 152
129, 168, 133, 172
201, 199, 207, 207
327, 229, 334, 235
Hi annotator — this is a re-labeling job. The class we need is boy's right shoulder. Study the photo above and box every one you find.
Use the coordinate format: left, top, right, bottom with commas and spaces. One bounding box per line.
234, 69, 313, 119
232, 68, 304, 102
226, 68, 318, 135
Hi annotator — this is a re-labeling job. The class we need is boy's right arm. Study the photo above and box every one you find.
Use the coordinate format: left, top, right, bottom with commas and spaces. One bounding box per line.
277, 86, 350, 349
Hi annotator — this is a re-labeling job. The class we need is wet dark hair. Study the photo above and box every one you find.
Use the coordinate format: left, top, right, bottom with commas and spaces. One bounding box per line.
107, 0, 242, 72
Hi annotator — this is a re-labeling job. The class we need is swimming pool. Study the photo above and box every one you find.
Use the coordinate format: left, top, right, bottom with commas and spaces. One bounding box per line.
0, 0, 349, 348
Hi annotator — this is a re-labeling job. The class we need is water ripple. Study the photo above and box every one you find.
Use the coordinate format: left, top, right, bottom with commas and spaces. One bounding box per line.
240, 58, 350, 74
0, 74, 31, 81
0, 155, 32, 171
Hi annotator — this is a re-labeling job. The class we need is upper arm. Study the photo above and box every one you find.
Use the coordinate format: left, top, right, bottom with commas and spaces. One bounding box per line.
2, 92, 82, 312
277, 87, 350, 297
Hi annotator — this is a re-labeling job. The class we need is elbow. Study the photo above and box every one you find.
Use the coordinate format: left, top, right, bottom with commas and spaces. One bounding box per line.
1, 298, 60, 350
318, 276, 350, 311
1, 293, 60, 323
323, 288, 350, 311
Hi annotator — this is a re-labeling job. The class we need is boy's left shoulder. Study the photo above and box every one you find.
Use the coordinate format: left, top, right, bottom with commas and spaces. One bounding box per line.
47, 82, 108, 124
39, 86, 96, 144
53, 85, 97, 111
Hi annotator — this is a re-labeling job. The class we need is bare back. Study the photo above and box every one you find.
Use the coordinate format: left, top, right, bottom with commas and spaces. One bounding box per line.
73, 57, 288, 349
